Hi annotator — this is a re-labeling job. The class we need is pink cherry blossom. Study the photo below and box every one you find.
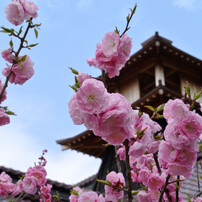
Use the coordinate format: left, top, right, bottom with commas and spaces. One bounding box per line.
75, 78, 109, 114
26, 165, 47, 187
68, 94, 85, 125
0, 172, 12, 183
194, 197, 202, 202
101, 32, 120, 57
5, 1, 25, 26
137, 190, 151, 202
69, 186, 83, 202
178, 111, 202, 142
77, 72, 92, 85
93, 93, 135, 145
20, 0, 39, 20
117, 145, 125, 161
78, 191, 100, 202
118, 33, 132, 64
163, 99, 190, 123
39, 184, 52, 202
12, 180, 23, 196
147, 173, 165, 190
22, 176, 37, 194
86, 32, 132, 78
105, 171, 125, 202
2, 55, 34, 85
1, 48, 14, 63
0, 109, 10, 126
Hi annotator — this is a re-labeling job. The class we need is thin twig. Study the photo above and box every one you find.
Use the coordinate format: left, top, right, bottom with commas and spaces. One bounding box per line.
120, 4, 137, 38
124, 140, 133, 202
153, 153, 161, 175
175, 175, 180, 202
114, 146, 122, 173
158, 174, 171, 202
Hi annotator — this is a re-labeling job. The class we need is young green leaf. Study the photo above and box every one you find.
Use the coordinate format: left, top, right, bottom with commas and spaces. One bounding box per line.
131, 190, 139, 195
69, 85, 78, 92
156, 104, 165, 112
68, 67, 79, 75
34, 28, 38, 38
19, 55, 27, 62
18, 26, 23, 35
9, 39, 13, 48
28, 43, 39, 47
144, 105, 155, 112
1, 27, 11, 33
96, 179, 112, 186
6, 111, 16, 116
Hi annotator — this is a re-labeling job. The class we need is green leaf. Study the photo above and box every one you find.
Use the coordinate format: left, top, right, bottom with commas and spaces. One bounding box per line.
34, 23, 42, 27
1, 27, 11, 33
195, 91, 202, 100
132, 4, 137, 14
199, 143, 202, 152
185, 82, 190, 97
131, 190, 139, 195
34, 28, 38, 38
28, 43, 39, 47
156, 114, 164, 119
18, 62, 22, 68
13, 56, 18, 62
154, 134, 163, 140
68, 67, 79, 75
156, 104, 165, 112
18, 26, 23, 35
19, 55, 27, 62
9, 39, 13, 48
70, 189, 79, 196
137, 128, 147, 139
149, 161, 153, 171
140, 184, 147, 190
96, 179, 112, 186
6, 111, 16, 116
24, 40, 28, 44
69, 85, 78, 92
174, 183, 180, 190
114, 27, 120, 35
144, 105, 155, 112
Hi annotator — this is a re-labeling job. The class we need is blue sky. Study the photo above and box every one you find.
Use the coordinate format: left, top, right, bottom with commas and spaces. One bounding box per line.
0, 0, 201, 185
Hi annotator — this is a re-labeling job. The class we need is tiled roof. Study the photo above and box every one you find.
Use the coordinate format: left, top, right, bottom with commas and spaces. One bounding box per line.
180, 160, 202, 200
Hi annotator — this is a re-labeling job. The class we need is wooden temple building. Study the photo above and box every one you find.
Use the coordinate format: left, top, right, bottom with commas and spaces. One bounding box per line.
57, 32, 202, 196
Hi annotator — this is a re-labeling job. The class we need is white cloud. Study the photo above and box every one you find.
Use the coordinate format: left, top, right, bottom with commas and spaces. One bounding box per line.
0, 122, 101, 185
0, 91, 101, 185
173, 0, 196, 10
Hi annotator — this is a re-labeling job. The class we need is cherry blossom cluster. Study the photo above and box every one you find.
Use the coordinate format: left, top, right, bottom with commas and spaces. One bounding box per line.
68, 74, 135, 145
86, 32, 132, 78
69, 171, 125, 202
159, 99, 202, 178
0, 0, 38, 127
0, 150, 52, 201
69, 186, 105, 202
5, 0, 38, 26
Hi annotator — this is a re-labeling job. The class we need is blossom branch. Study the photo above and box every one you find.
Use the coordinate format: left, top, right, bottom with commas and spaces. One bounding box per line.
120, 4, 137, 38
114, 146, 122, 173
153, 153, 161, 175
158, 174, 171, 202
124, 139, 133, 202
175, 175, 180, 202
0, 21, 32, 101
